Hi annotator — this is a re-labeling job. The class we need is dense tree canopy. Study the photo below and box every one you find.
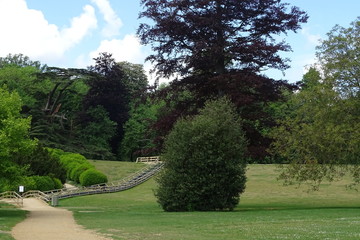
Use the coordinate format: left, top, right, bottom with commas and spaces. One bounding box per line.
270, 68, 360, 189
137, 0, 307, 161
138, 0, 308, 77
270, 18, 360, 189
84, 53, 130, 155
273, 19, 360, 188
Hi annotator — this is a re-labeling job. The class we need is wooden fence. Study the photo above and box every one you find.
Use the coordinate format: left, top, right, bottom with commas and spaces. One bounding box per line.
136, 156, 160, 163
0, 161, 164, 206
0, 191, 23, 207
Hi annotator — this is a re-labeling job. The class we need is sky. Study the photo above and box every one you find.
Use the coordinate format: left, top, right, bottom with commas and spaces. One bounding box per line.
0, 0, 360, 85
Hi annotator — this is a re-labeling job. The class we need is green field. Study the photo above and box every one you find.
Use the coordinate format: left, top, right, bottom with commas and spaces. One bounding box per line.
58, 163, 360, 240
88, 160, 146, 182
0, 203, 26, 240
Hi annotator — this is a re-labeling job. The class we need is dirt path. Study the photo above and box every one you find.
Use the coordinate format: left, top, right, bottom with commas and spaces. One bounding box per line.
11, 198, 112, 240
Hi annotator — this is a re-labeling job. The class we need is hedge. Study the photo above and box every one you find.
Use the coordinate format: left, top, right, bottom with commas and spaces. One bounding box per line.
79, 169, 108, 186
21, 176, 62, 191
47, 149, 107, 186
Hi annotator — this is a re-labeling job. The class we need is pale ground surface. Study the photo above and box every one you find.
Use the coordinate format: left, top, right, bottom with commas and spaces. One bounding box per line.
11, 198, 112, 240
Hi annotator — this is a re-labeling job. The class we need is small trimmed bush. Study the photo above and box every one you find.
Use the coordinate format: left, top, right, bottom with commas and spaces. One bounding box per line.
70, 164, 93, 182
79, 169, 108, 186
48, 148, 108, 185
52, 178, 63, 189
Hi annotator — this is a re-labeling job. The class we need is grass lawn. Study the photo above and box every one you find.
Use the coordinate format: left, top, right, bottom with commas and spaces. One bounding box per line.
60, 164, 360, 240
0, 203, 26, 240
88, 160, 146, 182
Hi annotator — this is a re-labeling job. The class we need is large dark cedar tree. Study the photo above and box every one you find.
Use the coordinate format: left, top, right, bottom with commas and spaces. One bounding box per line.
138, 0, 308, 77
138, 0, 307, 160
84, 53, 130, 155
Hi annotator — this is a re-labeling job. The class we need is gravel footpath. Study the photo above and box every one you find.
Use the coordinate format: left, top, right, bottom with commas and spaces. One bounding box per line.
11, 198, 112, 240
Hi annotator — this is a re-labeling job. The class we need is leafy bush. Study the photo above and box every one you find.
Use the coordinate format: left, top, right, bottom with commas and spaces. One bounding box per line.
69, 164, 93, 182
79, 169, 108, 186
48, 148, 108, 185
156, 97, 248, 211
12, 144, 66, 183
23, 176, 55, 191
20, 176, 62, 191
21, 177, 37, 192
52, 177, 63, 189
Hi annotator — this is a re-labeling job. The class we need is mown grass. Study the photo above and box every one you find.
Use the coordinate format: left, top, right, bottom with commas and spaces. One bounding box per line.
60, 164, 360, 240
0, 203, 26, 240
88, 160, 146, 182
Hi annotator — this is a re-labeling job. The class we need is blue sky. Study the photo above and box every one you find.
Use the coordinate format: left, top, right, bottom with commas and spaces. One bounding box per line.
1, 0, 360, 85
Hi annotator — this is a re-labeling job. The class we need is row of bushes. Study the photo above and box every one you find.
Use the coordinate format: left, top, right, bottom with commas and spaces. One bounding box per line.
48, 148, 108, 186
21, 176, 63, 191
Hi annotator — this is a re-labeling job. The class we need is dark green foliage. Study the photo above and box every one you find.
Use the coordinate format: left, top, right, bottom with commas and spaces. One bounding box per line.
19, 176, 62, 191
84, 53, 130, 155
155, 98, 247, 211
120, 99, 164, 161
78, 106, 117, 160
117, 61, 149, 97
27, 176, 55, 191
52, 177, 63, 189
12, 144, 66, 183
79, 169, 108, 186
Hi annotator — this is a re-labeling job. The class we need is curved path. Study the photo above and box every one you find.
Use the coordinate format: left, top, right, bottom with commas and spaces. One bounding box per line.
12, 198, 112, 240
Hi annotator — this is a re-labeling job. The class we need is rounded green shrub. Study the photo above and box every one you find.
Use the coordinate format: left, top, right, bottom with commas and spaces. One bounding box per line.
52, 177, 63, 189
70, 164, 93, 182
79, 169, 108, 186
156, 97, 247, 211
28, 176, 55, 191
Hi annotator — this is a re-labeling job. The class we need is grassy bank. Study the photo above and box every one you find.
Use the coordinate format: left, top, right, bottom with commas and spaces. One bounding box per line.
88, 160, 146, 182
60, 164, 360, 240
0, 203, 26, 240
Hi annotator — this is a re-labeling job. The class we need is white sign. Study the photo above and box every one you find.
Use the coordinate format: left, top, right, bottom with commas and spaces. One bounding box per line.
19, 186, 24, 193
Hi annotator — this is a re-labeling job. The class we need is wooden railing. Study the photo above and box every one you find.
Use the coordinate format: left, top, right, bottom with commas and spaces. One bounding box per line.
0, 191, 23, 207
22, 190, 50, 202
0, 161, 164, 205
52, 162, 164, 200
136, 156, 160, 163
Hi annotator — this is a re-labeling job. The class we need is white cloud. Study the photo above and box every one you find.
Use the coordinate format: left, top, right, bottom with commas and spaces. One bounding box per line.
91, 0, 122, 38
0, 0, 97, 64
61, 5, 98, 49
89, 34, 145, 64
301, 28, 322, 46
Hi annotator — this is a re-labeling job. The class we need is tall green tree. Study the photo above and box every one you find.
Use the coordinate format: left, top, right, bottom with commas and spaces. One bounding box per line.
120, 99, 164, 161
316, 17, 360, 98
84, 53, 130, 155
0, 87, 36, 191
270, 18, 360, 189
117, 61, 149, 97
156, 98, 247, 211
270, 68, 360, 189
